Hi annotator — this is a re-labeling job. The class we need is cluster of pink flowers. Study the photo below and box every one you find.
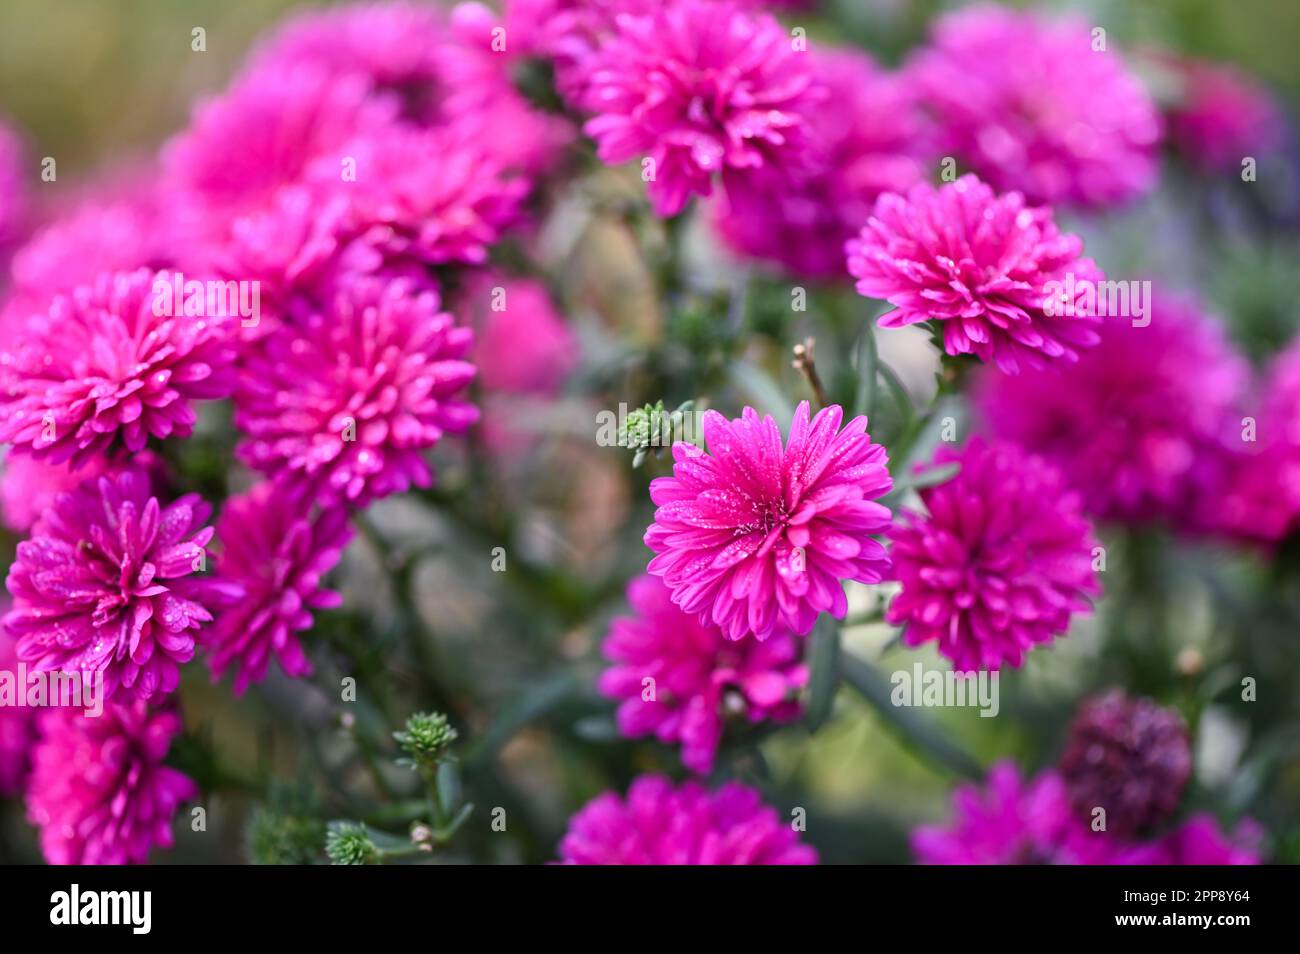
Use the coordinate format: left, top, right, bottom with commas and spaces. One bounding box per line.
0, 1, 581, 865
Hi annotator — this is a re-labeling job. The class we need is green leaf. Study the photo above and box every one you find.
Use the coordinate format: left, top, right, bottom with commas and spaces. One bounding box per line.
852, 327, 879, 421
465, 670, 578, 766
728, 360, 794, 421
805, 616, 841, 731
839, 652, 983, 780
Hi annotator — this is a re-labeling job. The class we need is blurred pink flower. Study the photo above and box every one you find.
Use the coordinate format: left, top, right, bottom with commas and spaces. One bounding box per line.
579, 0, 822, 216
557, 774, 816, 864
0, 622, 38, 797
1166, 60, 1285, 173
1114, 815, 1263, 865
846, 174, 1104, 374
645, 401, 892, 641
888, 439, 1101, 672
599, 574, 806, 774
975, 292, 1249, 526
26, 702, 197, 864
908, 5, 1160, 207
717, 49, 932, 281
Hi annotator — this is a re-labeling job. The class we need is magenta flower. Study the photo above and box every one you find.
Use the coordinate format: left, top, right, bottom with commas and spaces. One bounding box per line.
887, 439, 1101, 672
1166, 59, 1285, 174
907, 5, 1161, 207
1115, 815, 1263, 865
26, 702, 198, 865
912, 762, 1119, 865
307, 124, 528, 267
234, 278, 478, 507
163, 63, 398, 249
3, 468, 237, 702
975, 292, 1249, 525
458, 273, 578, 454
0, 269, 238, 469
1206, 337, 1300, 545
557, 775, 816, 864
846, 175, 1104, 374
580, 0, 822, 216
1058, 691, 1191, 837
1, 453, 108, 533
0, 626, 37, 797
717, 49, 932, 281
599, 575, 807, 774
645, 401, 892, 642
208, 485, 352, 694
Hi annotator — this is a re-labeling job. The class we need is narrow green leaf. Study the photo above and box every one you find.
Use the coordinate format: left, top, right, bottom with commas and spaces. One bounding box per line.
852, 326, 879, 421
729, 360, 794, 421
805, 616, 841, 731
840, 652, 983, 780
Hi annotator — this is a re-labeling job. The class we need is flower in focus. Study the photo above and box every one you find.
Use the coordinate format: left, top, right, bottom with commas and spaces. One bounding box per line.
557, 774, 816, 864
579, 0, 822, 216
599, 574, 806, 774
974, 292, 1249, 525
4, 468, 236, 702
0, 269, 238, 469
888, 439, 1101, 672
458, 272, 578, 454
234, 278, 478, 507
1058, 690, 1192, 837
912, 762, 1121, 865
846, 174, 1104, 374
907, 5, 1161, 207
208, 484, 352, 694
645, 401, 892, 641
26, 702, 198, 864
1165, 59, 1285, 174
717, 49, 932, 281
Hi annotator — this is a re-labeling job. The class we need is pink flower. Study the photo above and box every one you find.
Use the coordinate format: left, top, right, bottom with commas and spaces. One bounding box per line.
3, 468, 237, 702
1166, 59, 1285, 174
908, 5, 1161, 207
163, 63, 398, 251
557, 775, 816, 864
974, 292, 1249, 525
306, 124, 528, 267
913, 762, 1123, 865
1, 453, 109, 534
645, 401, 892, 641
458, 272, 578, 454
1206, 337, 1300, 545
846, 175, 1104, 374
0, 625, 38, 797
234, 278, 478, 507
599, 575, 807, 774
887, 439, 1101, 672
208, 485, 352, 694
579, 0, 822, 216
717, 49, 932, 281
26, 702, 198, 865
0, 269, 238, 469
1115, 815, 1263, 865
